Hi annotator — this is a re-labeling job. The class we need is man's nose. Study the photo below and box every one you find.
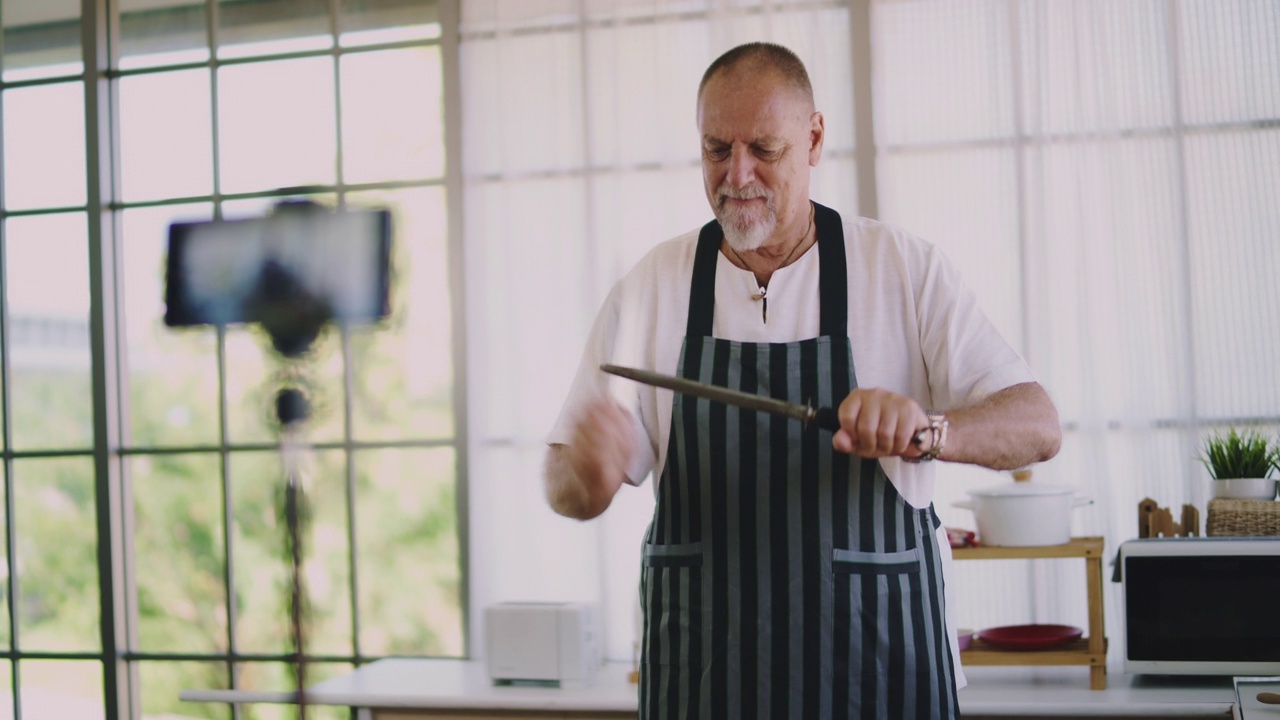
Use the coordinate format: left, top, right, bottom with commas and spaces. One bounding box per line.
726, 146, 756, 188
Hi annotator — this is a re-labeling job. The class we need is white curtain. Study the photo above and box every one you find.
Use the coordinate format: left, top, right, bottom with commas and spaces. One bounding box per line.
459, 0, 860, 662
460, 0, 1280, 665
875, 0, 1280, 655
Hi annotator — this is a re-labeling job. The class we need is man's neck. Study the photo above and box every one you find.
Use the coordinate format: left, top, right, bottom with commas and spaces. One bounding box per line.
723, 207, 815, 285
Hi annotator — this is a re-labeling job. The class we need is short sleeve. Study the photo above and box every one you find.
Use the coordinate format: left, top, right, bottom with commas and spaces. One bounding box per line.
916, 244, 1036, 409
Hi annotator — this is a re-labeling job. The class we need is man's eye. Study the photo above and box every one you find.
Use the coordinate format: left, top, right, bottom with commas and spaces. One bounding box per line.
754, 147, 781, 160
705, 147, 729, 161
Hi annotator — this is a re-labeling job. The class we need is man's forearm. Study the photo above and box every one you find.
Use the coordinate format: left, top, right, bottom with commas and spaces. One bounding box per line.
939, 382, 1062, 470
544, 445, 621, 520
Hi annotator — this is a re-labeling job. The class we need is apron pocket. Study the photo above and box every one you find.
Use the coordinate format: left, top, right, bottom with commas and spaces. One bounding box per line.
639, 541, 704, 668
642, 541, 704, 568
832, 546, 923, 575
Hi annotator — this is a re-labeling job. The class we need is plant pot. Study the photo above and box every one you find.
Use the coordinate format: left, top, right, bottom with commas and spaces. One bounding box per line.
953, 481, 1093, 547
1211, 478, 1278, 501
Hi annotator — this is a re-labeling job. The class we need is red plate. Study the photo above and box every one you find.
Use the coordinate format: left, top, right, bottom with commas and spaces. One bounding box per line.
975, 624, 1083, 650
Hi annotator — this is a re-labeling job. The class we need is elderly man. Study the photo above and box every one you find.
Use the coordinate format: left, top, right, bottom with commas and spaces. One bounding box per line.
544, 42, 1061, 720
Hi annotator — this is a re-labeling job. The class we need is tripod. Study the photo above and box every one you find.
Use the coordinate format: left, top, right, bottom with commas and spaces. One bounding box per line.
163, 195, 393, 718
276, 385, 312, 719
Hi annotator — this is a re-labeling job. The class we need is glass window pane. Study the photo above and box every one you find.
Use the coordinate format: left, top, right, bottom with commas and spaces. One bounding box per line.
0, 489, 7, 644
230, 451, 288, 657
218, 0, 331, 60
131, 454, 226, 654
347, 188, 453, 441
224, 323, 346, 446
14, 458, 99, 653
0, 661, 9, 711
123, 204, 221, 447
18, 660, 102, 719
120, 0, 210, 70
230, 450, 351, 656
234, 662, 349, 720
2, 83, 86, 210
224, 329, 289, 445
120, 69, 215, 202
340, 47, 444, 184
217, 57, 337, 195
220, 192, 336, 219
5, 213, 93, 451
139, 661, 229, 720
2, 3, 82, 82
356, 448, 460, 656
216, 194, 349, 445
296, 450, 352, 656
339, 0, 440, 47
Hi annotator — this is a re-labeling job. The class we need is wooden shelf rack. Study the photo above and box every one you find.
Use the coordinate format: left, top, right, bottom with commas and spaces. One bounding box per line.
952, 536, 1107, 690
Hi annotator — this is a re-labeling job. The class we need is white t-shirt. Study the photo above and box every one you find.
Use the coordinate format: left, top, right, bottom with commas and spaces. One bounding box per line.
550, 214, 1031, 688
549, 214, 1035, 508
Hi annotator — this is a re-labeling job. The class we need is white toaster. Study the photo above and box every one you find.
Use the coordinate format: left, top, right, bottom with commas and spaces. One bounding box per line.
484, 602, 600, 687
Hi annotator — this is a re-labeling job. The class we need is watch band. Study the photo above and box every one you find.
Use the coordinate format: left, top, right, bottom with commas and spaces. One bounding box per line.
905, 413, 948, 463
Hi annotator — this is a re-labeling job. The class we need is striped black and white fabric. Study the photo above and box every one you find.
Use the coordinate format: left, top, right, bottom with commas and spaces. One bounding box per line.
638, 203, 960, 720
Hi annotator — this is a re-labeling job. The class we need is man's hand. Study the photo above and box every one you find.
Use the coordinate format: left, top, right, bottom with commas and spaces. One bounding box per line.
830, 382, 1063, 470
831, 388, 931, 459
544, 397, 636, 520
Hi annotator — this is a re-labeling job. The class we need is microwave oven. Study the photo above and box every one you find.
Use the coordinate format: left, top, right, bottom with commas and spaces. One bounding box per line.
1120, 537, 1280, 675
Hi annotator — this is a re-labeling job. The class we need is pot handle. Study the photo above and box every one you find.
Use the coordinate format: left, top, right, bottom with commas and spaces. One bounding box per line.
1073, 496, 1094, 508
952, 499, 975, 511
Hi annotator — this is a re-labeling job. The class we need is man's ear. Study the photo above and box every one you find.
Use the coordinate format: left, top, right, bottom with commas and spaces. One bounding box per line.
809, 111, 825, 166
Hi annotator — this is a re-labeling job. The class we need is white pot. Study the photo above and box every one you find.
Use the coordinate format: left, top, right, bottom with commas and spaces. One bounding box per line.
953, 482, 1093, 547
1211, 478, 1278, 501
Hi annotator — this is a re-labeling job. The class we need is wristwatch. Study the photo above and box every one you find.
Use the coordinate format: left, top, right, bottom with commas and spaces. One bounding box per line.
905, 413, 948, 463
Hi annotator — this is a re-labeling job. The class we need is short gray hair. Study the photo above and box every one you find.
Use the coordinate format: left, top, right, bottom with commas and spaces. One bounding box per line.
698, 42, 814, 104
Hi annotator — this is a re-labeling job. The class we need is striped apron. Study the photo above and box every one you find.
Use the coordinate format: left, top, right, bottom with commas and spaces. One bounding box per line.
638, 202, 960, 720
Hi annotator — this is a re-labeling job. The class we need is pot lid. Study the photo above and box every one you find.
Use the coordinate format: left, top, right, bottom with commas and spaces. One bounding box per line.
968, 481, 1075, 498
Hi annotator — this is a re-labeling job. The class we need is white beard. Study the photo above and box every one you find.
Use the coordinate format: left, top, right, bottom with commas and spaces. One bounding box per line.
717, 185, 777, 252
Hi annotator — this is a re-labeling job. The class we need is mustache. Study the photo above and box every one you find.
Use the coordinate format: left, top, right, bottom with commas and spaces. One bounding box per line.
716, 184, 772, 211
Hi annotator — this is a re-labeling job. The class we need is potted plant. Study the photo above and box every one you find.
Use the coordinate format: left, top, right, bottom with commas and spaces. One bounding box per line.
1199, 428, 1279, 500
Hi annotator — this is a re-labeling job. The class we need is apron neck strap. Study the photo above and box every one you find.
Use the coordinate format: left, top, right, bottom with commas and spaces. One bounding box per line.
813, 202, 847, 336
686, 219, 723, 337
686, 201, 848, 338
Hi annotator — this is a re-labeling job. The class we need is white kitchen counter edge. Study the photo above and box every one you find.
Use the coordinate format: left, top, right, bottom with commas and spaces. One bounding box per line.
181, 658, 1239, 716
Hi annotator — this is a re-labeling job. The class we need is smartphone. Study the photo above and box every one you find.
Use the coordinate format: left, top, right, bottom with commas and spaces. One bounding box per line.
164, 204, 392, 329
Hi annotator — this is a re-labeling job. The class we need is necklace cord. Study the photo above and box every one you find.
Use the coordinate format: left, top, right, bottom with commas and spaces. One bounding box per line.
725, 203, 814, 324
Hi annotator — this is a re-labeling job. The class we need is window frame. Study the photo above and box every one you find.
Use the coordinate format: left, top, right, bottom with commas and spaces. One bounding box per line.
0, 0, 468, 718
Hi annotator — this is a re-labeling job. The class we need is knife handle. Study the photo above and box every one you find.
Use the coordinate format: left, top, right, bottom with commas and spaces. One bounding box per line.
811, 406, 841, 432
811, 406, 930, 449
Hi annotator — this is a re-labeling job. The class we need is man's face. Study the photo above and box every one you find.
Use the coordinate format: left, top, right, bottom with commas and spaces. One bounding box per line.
697, 68, 823, 252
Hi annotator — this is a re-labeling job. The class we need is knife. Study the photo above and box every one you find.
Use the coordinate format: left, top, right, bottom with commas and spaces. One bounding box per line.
601, 363, 928, 446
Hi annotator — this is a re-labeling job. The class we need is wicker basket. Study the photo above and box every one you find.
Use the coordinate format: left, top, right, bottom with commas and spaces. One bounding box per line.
1206, 498, 1280, 537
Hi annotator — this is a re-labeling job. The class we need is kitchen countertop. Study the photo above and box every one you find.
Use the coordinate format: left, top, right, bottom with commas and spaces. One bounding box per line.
183, 658, 637, 713
959, 666, 1235, 717
181, 658, 1240, 717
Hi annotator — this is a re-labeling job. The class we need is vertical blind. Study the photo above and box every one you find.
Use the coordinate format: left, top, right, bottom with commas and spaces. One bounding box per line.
460, 0, 1280, 663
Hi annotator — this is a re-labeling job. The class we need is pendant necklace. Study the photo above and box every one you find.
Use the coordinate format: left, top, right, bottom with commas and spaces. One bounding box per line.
727, 206, 813, 324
